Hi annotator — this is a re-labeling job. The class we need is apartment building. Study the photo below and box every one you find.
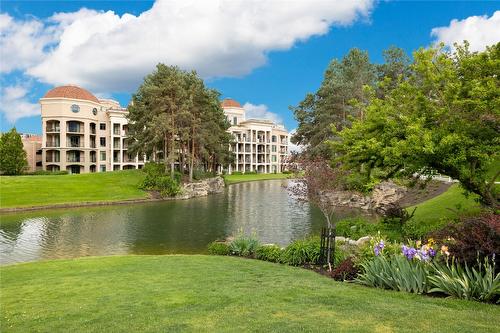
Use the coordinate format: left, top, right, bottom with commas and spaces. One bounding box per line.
21, 133, 42, 172
40, 85, 144, 174
222, 98, 289, 174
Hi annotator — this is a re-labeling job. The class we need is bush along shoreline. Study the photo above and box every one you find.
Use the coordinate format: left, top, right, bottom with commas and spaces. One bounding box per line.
208, 213, 500, 304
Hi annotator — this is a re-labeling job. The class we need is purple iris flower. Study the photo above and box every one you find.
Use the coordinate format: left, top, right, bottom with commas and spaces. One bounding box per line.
374, 246, 380, 256
379, 240, 385, 249
428, 248, 436, 257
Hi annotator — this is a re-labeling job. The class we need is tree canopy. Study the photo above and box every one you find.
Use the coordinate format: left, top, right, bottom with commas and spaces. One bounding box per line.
127, 64, 233, 180
0, 128, 28, 175
332, 43, 500, 207
291, 47, 409, 158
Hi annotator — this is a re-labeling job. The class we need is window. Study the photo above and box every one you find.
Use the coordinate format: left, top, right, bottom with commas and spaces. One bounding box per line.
100, 137, 106, 147
272, 135, 277, 143
100, 165, 106, 172
233, 117, 237, 125
272, 155, 277, 162
272, 145, 276, 152
100, 123, 106, 131
100, 151, 106, 161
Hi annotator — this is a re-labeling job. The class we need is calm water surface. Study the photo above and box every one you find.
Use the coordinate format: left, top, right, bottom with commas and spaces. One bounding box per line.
0, 180, 375, 264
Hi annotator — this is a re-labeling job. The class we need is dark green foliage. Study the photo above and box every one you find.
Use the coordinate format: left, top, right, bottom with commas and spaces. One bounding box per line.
255, 245, 283, 263
207, 242, 230, 256
291, 48, 377, 158
336, 218, 402, 242
24, 170, 69, 175
139, 162, 181, 197
280, 237, 321, 266
231, 171, 243, 175
192, 169, 216, 180
0, 128, 28, 175
229, 235, 260, 257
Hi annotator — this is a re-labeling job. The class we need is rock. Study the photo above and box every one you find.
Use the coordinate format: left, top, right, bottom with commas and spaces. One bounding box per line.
356, 236, 372, 246
322, 180, 406, 212
178, 176, 225, 199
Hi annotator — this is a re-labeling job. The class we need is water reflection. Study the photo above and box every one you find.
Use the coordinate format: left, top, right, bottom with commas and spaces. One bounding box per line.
0, 180, 375, 264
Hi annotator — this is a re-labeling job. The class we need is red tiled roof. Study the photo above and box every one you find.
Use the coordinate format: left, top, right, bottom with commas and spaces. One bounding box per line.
221, 98, 242, 108
43, 85, 99, 103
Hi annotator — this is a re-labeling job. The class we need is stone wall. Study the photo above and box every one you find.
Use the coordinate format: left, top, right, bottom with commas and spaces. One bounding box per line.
323, 181, 406, 213
177, 176, 225, 199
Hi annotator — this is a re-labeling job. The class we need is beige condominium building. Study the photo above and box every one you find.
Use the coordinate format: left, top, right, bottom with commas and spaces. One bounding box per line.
40, 85, 144, 174
21, 133, 42, 172
222, 98, 289, 174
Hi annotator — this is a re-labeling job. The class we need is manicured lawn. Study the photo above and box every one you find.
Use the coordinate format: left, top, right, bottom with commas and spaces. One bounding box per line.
0, 170, 147, 208
224, 173, 290, 185
1, 255, 498, 333
406, 183, 481, 235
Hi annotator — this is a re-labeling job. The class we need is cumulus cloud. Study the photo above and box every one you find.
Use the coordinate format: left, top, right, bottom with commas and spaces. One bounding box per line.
431, 11, 500, 51
0, 85, 39, 122
2, 0, 373, 93
0, 13, 56, 73
243, 102, 283, 124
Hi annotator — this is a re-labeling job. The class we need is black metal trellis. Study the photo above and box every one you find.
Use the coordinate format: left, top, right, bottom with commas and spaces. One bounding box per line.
319, 227, 336, 266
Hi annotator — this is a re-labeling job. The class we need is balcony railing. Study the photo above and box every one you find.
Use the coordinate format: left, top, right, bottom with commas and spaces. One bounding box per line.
46, 127, 60, 133
46, 156, 60, 163
90, 157, 97, 163
123, 157, 135, 163
113, 144, 120, 149
67, 127, 84, 134
46, 141, 60, 147
90, 129, 96, 135
67, 141, 84, 148
113, 158, 120, 163
67, 156, 84, 163
90, 142, 96, 148
113, 128, 120, 135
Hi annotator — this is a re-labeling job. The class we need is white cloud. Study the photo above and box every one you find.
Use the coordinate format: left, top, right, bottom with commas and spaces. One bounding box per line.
243, 102, 283, 124
431, 11, 500, 51
1, 0, 373, 93
0, 13, 56, 73
288, 128, 304, 153
0, 85, 39, 122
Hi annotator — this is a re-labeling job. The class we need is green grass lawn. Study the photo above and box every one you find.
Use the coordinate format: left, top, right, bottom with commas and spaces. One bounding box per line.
1, 255, 498, 333
224, 173, 290, 185
0, 170, 147, 208
406, 183, 482, 236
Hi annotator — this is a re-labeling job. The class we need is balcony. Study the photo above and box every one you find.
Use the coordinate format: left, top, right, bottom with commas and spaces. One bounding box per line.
113, 129, 120, 135
67, 127, 84, 134
90, 142, 97, 148
113, 143, 121, 149
46, 126, 60, 133
90, 156, 97, 163
46, 141, 60, 148
46, 156, 60, 163
123, 157, 135, 163
67, 156, 84, 163
113, 157, 120, 163
67, 141, 84, 148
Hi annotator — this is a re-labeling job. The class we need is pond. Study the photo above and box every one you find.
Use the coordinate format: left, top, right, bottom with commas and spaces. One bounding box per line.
0, 180, 376, 264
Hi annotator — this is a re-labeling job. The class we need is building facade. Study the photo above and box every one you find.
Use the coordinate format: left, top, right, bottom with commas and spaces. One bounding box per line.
222, 98, 289, 174
21, 133, 42, 172
40, 85, 144, 174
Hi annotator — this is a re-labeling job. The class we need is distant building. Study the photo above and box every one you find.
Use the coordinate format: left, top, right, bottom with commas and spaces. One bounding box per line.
222, 98, 289, 174
40, 85, 144, 174
21, 133, 42, 172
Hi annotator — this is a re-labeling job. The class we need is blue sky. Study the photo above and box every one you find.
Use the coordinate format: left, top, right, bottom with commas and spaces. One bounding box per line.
1, 1, 499, 134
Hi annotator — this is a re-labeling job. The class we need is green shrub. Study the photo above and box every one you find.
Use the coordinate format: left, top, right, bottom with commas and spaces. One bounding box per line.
24, 170, 69, 175
356, 235, 401, 265
282, 170, 292, 174
231, 171, 243, 175
193, 169, 216, 180
207, 241, 230, 255
139, 162, 181, 197
229, 235, 260, 257
357, 255, 430, 294
281, 237, 321, 266
256, 245, 283, 263
429, 257, 500, 303
336, 218, 378, 240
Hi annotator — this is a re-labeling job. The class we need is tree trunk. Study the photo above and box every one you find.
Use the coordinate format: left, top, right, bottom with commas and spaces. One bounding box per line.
189, 131, 195, 182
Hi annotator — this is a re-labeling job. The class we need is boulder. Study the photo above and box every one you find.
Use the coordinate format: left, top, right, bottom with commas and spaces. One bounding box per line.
178, 176, 225, 199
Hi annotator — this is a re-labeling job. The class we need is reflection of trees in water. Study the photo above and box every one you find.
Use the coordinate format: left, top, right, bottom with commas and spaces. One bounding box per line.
2, 181, 378, 263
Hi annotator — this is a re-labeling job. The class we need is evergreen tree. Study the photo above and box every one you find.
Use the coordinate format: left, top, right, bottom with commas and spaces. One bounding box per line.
0, 128, 28, 175
291, 48, 376, 158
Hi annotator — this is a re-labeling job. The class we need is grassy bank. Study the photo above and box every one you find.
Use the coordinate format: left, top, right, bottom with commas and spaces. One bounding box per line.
224, 173, 290, 185
0, 170, 147, 208
1, 255, 498, 333
406, 183, 481, 236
